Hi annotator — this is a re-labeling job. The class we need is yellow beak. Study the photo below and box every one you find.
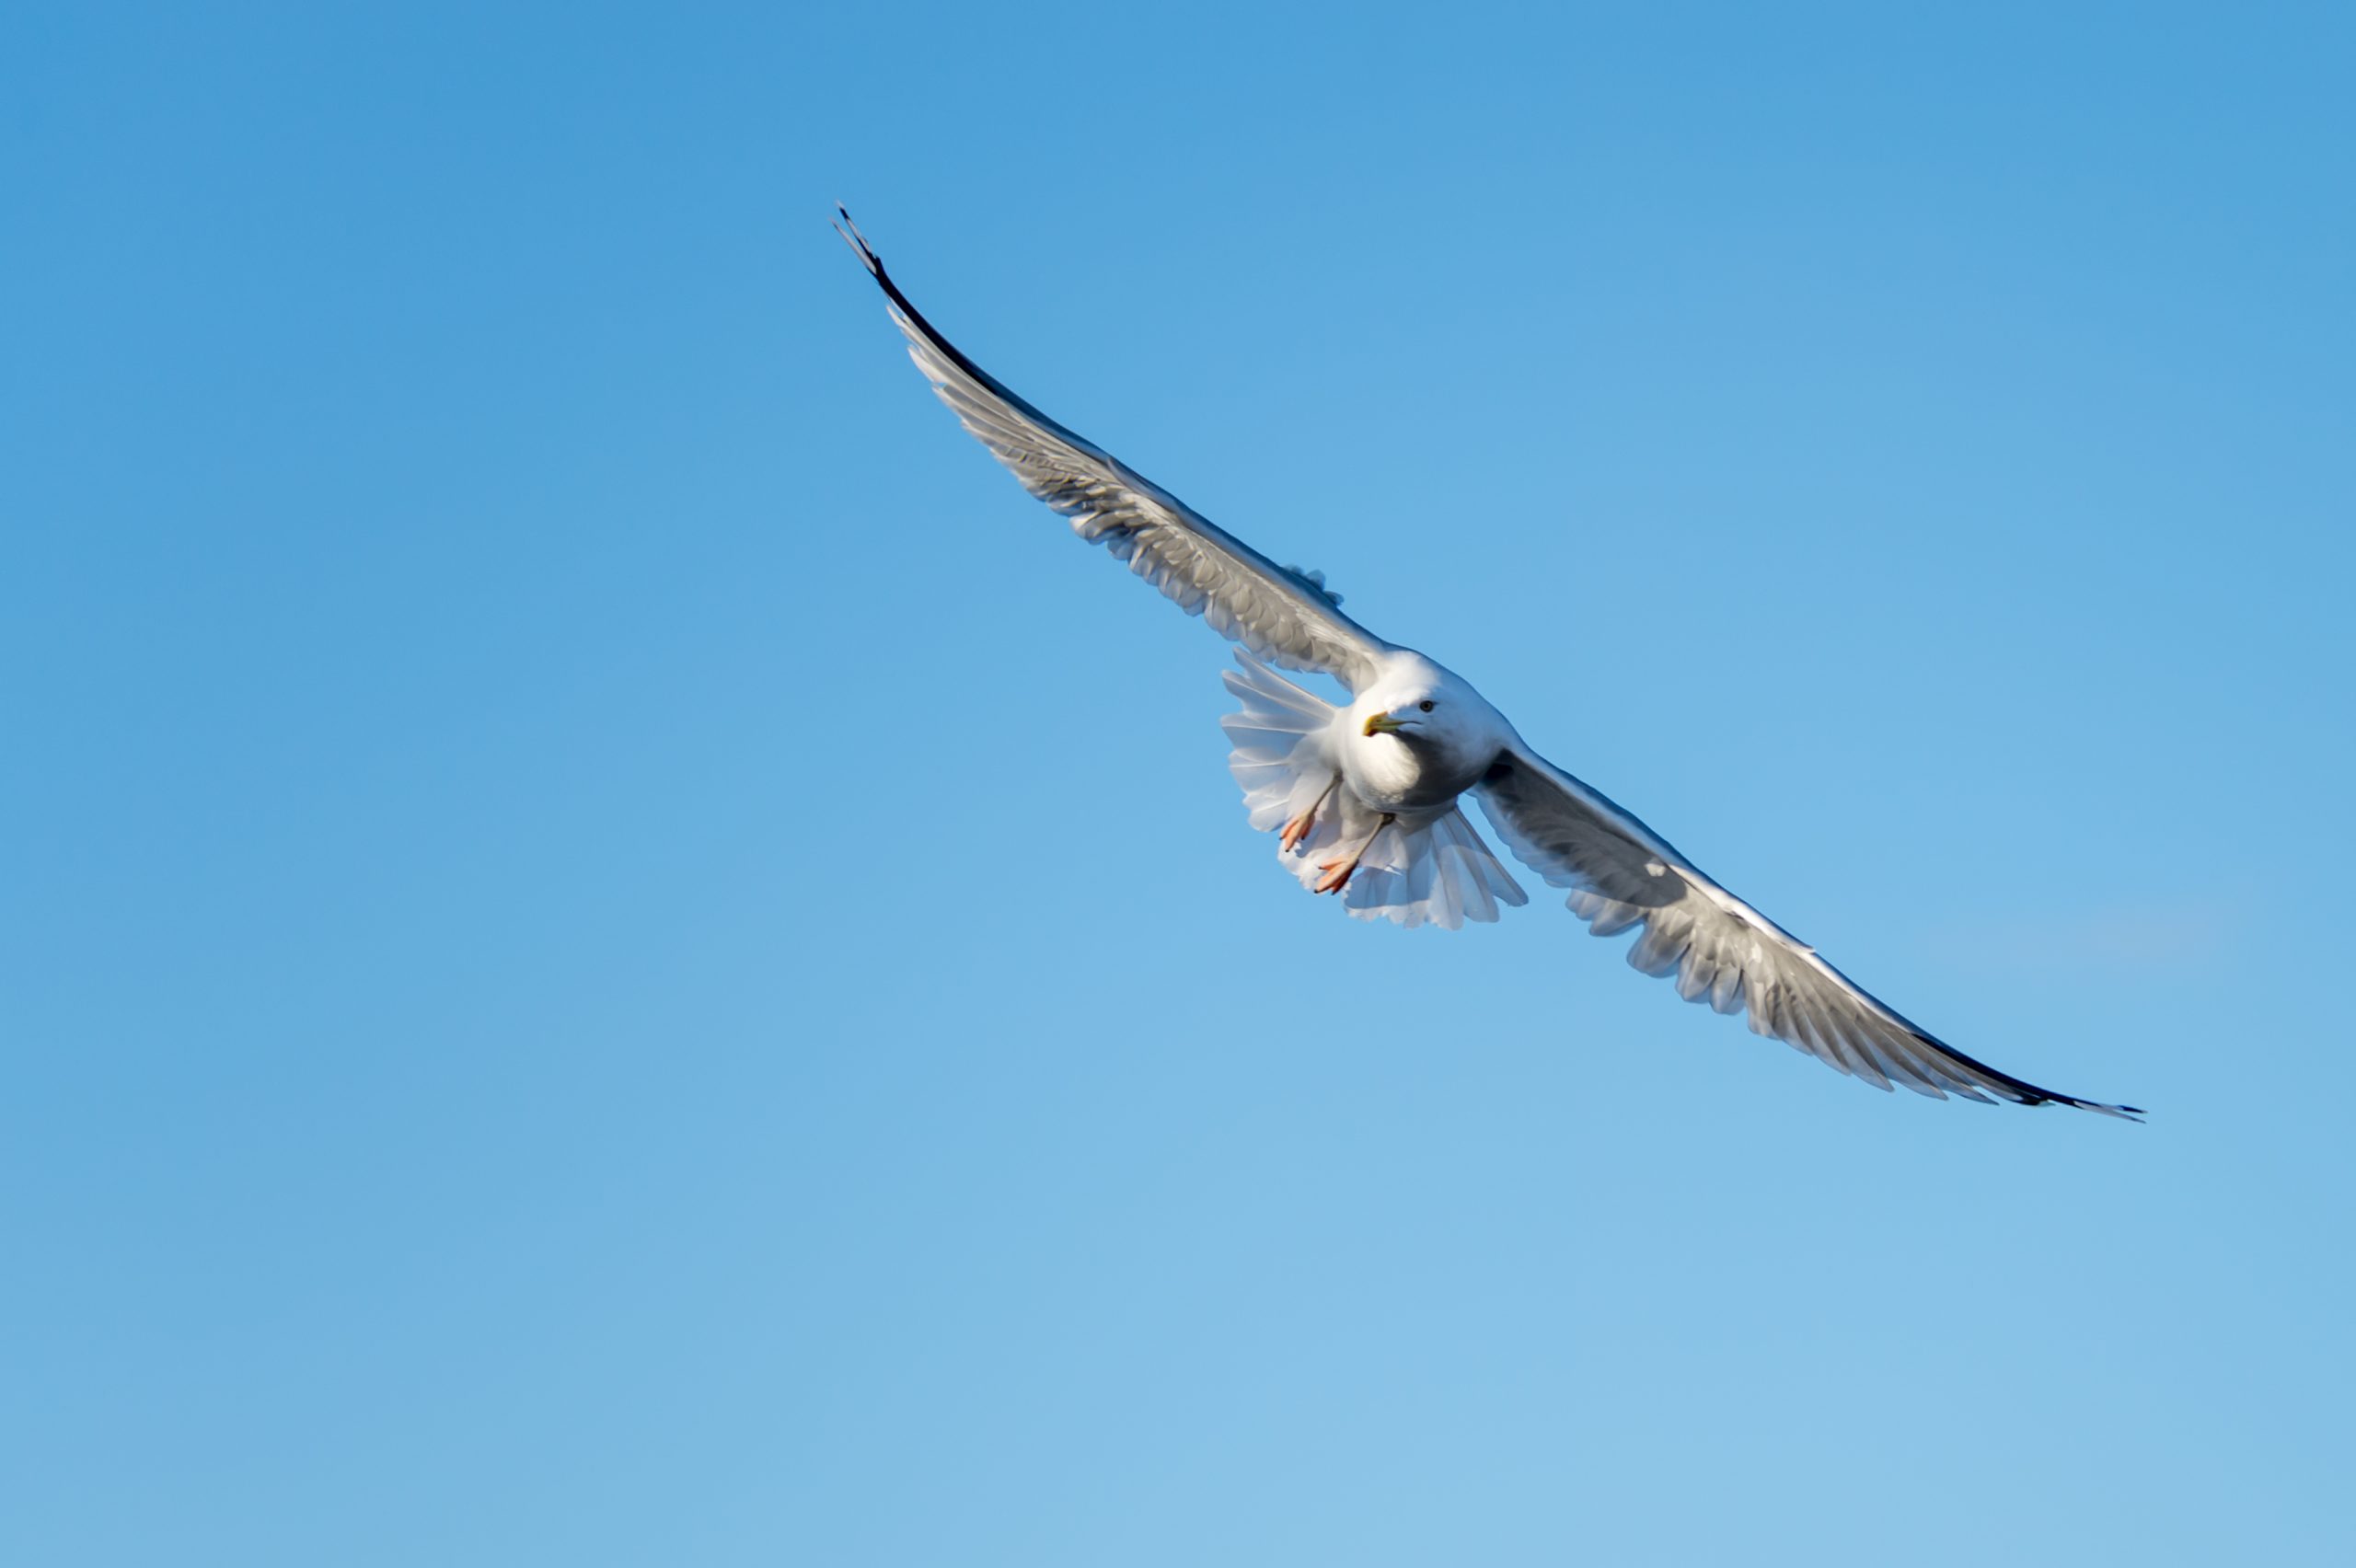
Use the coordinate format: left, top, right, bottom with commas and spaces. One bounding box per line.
1362, 711, 1408, 738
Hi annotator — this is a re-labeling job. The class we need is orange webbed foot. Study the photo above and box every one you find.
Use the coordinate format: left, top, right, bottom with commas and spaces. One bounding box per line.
1279, 775, 1341, 856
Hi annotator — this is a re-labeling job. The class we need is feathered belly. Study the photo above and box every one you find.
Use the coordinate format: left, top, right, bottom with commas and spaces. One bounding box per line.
1342, 736, 1475, 815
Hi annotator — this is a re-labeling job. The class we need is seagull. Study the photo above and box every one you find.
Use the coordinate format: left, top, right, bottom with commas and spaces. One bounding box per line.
835, 208, 2141, 1120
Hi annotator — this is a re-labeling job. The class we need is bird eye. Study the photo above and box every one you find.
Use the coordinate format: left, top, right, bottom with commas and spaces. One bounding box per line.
1418, 700, 1436, 712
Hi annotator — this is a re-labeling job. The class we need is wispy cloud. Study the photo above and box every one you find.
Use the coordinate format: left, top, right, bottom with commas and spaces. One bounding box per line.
1922, 900, 2234, 974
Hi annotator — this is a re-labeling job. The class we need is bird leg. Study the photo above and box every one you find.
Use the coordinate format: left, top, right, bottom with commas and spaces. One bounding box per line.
1280, 774, 1343, 855
1313, 813, 1394, 895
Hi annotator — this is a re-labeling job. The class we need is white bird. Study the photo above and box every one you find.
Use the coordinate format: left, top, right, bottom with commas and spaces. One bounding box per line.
836, 209, 2141, 1120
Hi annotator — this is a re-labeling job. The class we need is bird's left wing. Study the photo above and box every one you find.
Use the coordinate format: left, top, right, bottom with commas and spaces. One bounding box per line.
1477, 742, 2142, 1117
837, 210, 1390, 692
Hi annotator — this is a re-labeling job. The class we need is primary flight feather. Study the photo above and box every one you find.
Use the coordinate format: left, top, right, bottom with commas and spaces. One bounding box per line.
837, 208, 2141, 1120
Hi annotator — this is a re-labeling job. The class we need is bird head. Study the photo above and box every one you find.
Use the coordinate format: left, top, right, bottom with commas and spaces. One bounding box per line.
1362, 696, 1441, 739
1354, 662, 1511, 771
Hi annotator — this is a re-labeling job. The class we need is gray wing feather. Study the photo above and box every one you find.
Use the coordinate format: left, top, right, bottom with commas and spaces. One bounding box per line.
1476, 743, 2142, 1118
837, 211, 1389, 691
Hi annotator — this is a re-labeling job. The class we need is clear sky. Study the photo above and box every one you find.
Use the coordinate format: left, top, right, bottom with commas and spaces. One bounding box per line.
6, 3, 2351, 1564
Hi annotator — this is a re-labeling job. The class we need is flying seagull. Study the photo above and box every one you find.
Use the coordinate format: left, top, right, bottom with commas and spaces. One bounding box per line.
836, 208, 2140, 1120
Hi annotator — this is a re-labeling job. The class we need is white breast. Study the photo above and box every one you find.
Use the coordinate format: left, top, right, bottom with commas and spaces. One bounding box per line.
1340, 728, 1430, 813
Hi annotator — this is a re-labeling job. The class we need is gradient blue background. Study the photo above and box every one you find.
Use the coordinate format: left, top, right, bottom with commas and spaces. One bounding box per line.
6, 4, 2351, 1563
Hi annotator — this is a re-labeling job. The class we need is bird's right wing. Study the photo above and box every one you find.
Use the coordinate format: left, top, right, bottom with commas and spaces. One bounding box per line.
837, 209, 1391, 692
1477, 742, 2142, 1118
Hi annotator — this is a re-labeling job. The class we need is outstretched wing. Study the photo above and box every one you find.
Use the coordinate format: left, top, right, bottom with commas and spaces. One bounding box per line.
837, 209, 1391, 692
1477, 743, 2142, 1118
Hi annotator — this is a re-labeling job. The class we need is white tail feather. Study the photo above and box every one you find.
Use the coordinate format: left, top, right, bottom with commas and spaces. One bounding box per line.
1219, 652, 1527, 930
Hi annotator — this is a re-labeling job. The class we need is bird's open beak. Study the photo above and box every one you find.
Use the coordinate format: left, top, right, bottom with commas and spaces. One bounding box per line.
1362, 711, 1408, 738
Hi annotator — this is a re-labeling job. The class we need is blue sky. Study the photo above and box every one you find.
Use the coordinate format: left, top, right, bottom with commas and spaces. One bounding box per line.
6, 3, 2352, 1563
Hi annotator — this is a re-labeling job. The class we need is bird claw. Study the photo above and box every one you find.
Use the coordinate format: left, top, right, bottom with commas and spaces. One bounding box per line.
1280, 775, 1341, 856
1310, 811, 1392, 896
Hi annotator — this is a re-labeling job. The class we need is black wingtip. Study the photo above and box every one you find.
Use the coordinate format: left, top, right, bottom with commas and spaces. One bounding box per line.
832, 203, 884, 278
826, 209, 983, 386
2053, 1094, 2146, 1123
1902, 1020, 2144, 1122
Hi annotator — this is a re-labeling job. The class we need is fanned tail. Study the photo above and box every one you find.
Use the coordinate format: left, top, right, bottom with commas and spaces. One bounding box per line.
1219, 652, 1527, 931
1324, 807, 1530, 930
